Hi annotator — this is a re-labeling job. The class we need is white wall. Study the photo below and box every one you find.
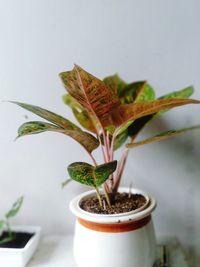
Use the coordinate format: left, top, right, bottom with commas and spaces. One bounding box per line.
0, 0, 200, 265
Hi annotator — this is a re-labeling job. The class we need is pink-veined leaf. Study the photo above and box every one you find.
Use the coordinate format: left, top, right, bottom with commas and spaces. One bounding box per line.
59, 65, 120, 128
109, 98, 200, 128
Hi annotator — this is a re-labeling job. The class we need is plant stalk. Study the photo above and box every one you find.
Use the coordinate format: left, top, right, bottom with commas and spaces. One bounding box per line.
95, 187, 103, 207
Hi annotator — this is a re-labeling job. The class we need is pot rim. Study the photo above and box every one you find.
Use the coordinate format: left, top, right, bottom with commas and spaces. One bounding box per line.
70, 187, 157, 224
0, 225, 41, 252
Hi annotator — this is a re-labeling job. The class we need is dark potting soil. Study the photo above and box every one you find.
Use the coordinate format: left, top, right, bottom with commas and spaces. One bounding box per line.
0, 232, 34, 249
80, 192, 147, 215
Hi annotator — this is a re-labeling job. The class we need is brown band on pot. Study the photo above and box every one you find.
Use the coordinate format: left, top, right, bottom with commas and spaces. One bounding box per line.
78, 215, 151, 233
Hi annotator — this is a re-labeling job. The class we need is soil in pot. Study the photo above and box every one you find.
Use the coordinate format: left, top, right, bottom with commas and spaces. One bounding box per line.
0, 232, 34, 249
80, 192, 146, 215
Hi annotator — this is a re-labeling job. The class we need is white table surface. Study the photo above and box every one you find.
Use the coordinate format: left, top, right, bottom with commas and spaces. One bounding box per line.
28, 235, 190, 267
28, 235, 76, 267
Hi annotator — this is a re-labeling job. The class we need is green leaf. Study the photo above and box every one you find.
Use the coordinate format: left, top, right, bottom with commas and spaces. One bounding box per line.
126, 125, 200, 148
103, 74, 127, 95
72, 108, 97, 133
156, 86, 195, 116
6, 196, 24, 219
62, 94, 82, 109
61, 179, 72, 189
135, 83, 156, 103
17, 121, 60, 138
95, 161, 117, 186
114, 82, 156, 139
0, 235, 13, 244
120, 81, 155, 104
67, 161, 117, 187
68, 162, 95, 187
127, 114, 154, 138
159, 86, 194, 100
114, 130, 129, 150
0, 220, 5, 230
127, 86, 195, 138
17, 121, 99, 153
62, 94, 97, 133
10, 101, 81, 131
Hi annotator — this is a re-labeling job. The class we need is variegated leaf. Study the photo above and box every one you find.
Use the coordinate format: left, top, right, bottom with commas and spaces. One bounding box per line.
95, 161, 117, 186
110, 98, 200, 128
59, 65, 120, 128
134, 83, 155, 103
61, 130, 99, 153
114, 82, 155, 145
120, 81, 155, 104
103, 74, 127, 95
63, 94, 97, 133
17, 121, 99, 153
68, 162, 95, 187
17, 121, 60, 138
67, 161, 117, 188
72, 108, 97, 133
127, 86, 195, 138
127, 125, 200, 148
11, 101, 80, 130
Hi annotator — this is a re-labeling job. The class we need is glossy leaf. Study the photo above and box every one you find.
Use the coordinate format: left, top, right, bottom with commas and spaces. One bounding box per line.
95, 161, 117, 186
109, 98, 200, 128
68, 162, 95, 186
68, 161, 117, 187
59, 65, 120, 128
17, 121, 99, 153
6, 196, 24, 219
11, 101, 80, 131
127, 125, 200, 148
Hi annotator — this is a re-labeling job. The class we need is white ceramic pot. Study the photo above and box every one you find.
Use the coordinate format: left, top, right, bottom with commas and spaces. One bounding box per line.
0, 226, 41, 267
70, 187, 157, 267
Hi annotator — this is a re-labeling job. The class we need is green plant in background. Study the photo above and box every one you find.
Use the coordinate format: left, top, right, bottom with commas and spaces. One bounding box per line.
0, 196, 24, 244
11, 65, 200, 207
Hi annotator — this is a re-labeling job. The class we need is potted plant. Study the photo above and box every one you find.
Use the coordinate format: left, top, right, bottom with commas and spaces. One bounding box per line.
0, 196, 41, 267
11, 65, 200, 267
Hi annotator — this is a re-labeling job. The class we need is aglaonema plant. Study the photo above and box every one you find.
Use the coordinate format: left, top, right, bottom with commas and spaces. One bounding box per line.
11, 65, 200, 207
0, 196, 24, 244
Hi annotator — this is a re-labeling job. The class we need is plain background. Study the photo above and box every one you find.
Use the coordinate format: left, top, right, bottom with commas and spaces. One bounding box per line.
0, 0, 200, 265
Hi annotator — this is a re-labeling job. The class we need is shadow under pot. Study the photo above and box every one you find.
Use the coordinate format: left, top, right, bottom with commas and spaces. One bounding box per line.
70, 187, 157, 267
